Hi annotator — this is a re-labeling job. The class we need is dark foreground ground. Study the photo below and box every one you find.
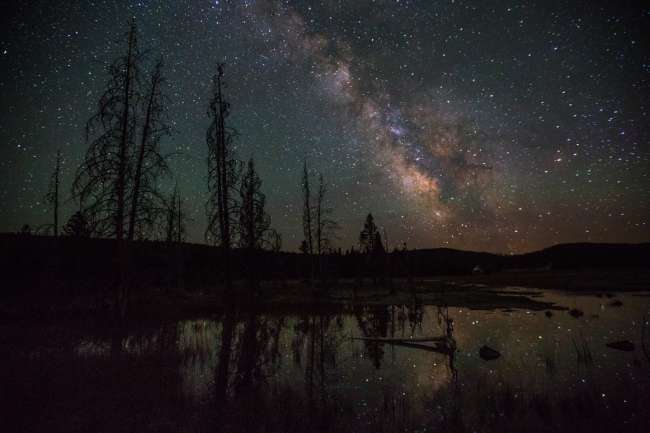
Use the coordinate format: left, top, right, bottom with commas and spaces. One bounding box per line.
2, 270, 649, 321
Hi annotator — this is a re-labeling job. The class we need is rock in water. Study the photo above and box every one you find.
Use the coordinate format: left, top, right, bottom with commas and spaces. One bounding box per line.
606, 340, 635, 352
569, 308, 584, 318
479, 345, 501, 360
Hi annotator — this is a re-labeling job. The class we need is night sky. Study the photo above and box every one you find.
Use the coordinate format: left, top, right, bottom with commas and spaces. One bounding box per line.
1, 0, 648, 253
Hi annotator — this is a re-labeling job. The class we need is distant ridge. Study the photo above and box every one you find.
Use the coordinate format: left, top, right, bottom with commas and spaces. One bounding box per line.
512, 242, 650, 270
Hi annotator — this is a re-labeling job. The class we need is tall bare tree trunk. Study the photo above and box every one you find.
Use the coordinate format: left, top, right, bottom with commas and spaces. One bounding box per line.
128, 60, 161, 241
213, 65, 234, 293
177, 193, 182, 243
116, 22, 135, 242
302, 161, 314, 286
207, 64, 239, 298
316, 176, 322, 271
53, 150, 60, 237
116, 21, 139, 319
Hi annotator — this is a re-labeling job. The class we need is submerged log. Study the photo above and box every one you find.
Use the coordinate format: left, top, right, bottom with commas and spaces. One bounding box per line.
569, 308, 584, 318
606, 340, 635, 352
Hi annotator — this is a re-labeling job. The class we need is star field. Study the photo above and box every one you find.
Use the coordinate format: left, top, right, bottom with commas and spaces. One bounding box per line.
1, 0, 648, 253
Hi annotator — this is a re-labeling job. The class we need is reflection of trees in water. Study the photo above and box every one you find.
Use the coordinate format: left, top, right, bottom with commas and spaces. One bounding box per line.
215, 311, 236, 405
354, 304, 390, 368
355, 300, 425, 369
78, 303, 458, 432
176, 320, 219, 399
182, 302, 462, 431
291, 312, 344, 410
232, 312, 281, 392
213, 308, 287, 425
13, 303, 647, 433
408, 297, 424, 335
349, 302, 461, 431
212, 308, 346, 431
436, 305, 458, 381
353, 301, 458, 383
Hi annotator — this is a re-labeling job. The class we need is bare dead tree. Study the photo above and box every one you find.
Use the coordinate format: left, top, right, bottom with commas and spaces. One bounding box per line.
71, 19, 141, 317
72, 19, 141, 240
301, 161, 315, 285
163, 186, 186, 243
238, 158, 271, 251
127, 57, 171, 241
165, 190, 176, 243
269, 230, 282, 253
206, 63, 240, 293
302, 161, 314, 255
238, 158, 274, 291
45, 149, 62, 236
176, 191, 184, 243
314, 173, 338, 280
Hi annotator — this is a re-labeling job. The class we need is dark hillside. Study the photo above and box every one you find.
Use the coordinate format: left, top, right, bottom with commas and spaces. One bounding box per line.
1, 234, 647, 298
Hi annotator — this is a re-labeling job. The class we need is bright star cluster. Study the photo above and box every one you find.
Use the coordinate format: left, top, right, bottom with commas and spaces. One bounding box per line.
0, 0, 648, 253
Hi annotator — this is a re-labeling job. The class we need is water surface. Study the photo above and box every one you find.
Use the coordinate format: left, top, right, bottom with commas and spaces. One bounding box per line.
2, 288, 649, 432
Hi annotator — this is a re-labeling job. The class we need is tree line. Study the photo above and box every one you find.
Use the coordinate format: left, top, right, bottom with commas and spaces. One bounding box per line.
24, 20, 390, 296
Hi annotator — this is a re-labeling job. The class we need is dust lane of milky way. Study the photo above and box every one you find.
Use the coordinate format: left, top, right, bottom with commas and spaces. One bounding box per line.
0, 0, 648, 253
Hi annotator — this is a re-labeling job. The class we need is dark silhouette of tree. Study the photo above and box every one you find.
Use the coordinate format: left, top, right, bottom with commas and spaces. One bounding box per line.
73, 19, 142, 240
163, 186, 186, 243
238, 158, 274, 290
381, 227, 394, 293
19, 224, 32, 235
269, 230, 282, 252
45, 150, 62, 236
302, 161, 314, 257
206, 63, 240, 293
302, 162, 337, 285
72, 20, 172, 316
159, 186, 188, 290
127, 57, 171, 241
315, 173, 338, 255
238, 159, 271, 250
314, 173, 338, 283
374, 231, 385, 255
301, 161, 315, 286
63, 210, 91, 238
359, 213, 386, 286
359, 213, 378, 253
165, 190, 176, 243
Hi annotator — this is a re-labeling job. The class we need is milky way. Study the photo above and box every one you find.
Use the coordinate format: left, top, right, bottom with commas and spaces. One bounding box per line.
1, 0, 648, 252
